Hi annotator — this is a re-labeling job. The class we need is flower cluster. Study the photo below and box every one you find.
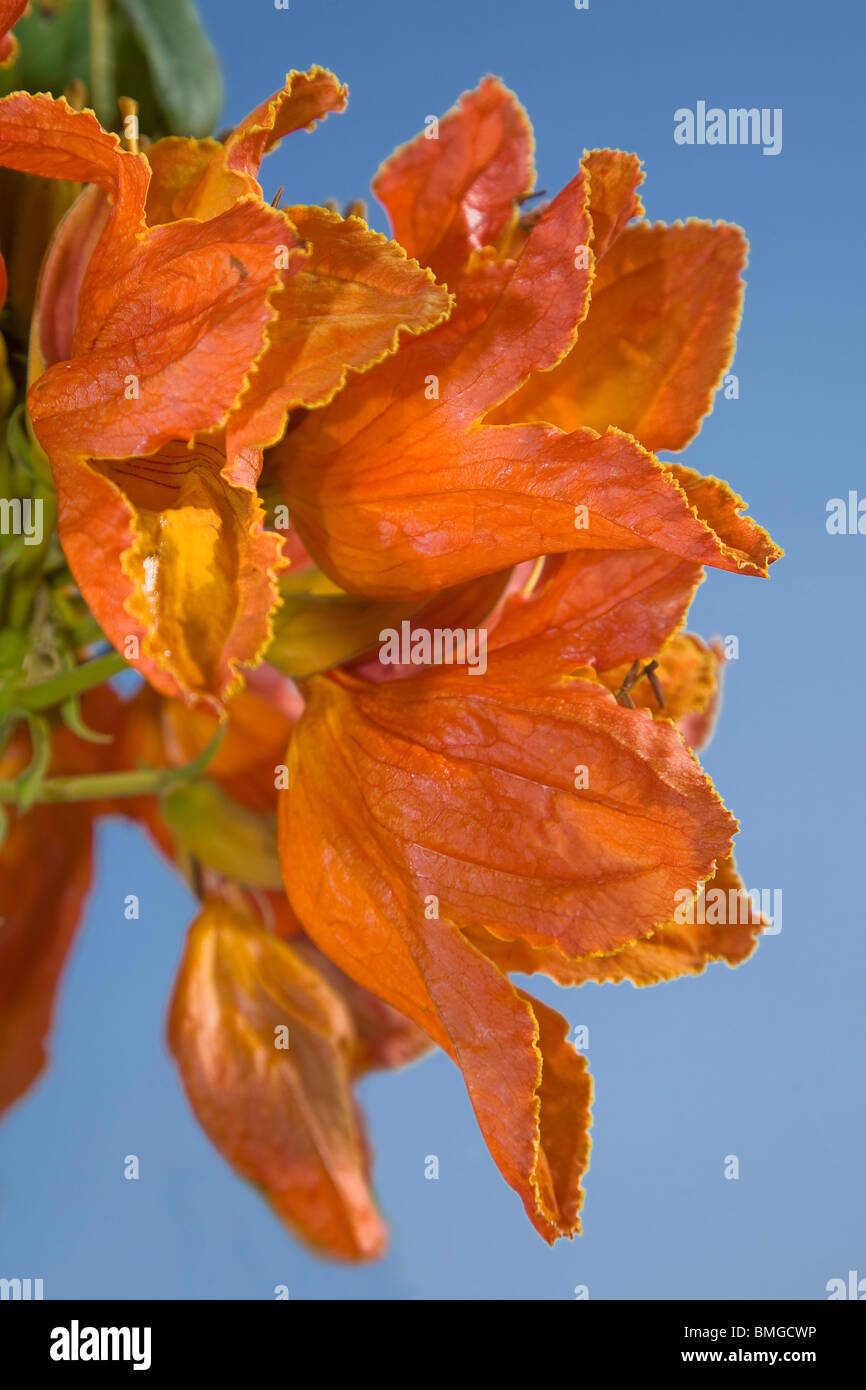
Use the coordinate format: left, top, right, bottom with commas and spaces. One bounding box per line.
0, 9, 779, 1259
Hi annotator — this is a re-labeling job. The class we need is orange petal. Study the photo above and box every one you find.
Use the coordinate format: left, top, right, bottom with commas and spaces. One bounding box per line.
3, 94, 292, 455
162, 665, 301, 813
388, 928, 592, 1242
62, 438, 285, 704
668, 462, 783, 567
32, 185, 111, 371
0, 93, 148, 248
495, 220, 748, 451
226, 205, 452, 458
168, 899, 387, 1260
283, 156, 592, 457
144, 137, 253, 225
488, 548, 703, 678
587, 852, 764, 981
470, 852, 762, 987
285, 668, 736, 960
225, 68, 348, 178
144, 68, 347, 223
678, 637, 726, 751
0, 1, 27, 67
280, 730, 592, 1241
0, 691, 120, 1115
447, 164, 593, 408
280, 170, 778, 598
29, 198, 292, 461
0, 803, 93, 1114
583, 148, 644, 259
373, 75, 535, 282
291, 938, 432, 1076
285, 411, 778, 600
1, 97, 294, 701
279, 662, 734, 1234
525, 993, 592, 1238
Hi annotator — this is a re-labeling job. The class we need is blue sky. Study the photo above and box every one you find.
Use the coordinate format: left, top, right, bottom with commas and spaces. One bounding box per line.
1, 0, 864, 1299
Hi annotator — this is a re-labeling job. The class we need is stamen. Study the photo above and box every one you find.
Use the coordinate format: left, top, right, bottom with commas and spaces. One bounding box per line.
117, 96, 139, 155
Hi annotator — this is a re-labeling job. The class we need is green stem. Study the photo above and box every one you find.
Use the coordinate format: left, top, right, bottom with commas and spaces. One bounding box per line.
89, 0, 114, 128
14, 650, 127, 711
0, 727, 225, 805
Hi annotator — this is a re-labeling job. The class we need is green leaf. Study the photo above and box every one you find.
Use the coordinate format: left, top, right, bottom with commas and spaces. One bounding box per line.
116, 0, 223, 136
0, 1, 92, 102
0, 0, 223, 139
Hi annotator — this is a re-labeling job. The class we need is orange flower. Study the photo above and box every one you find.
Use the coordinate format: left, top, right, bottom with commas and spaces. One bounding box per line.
277, 580, 763, 1240
0, 74, 450, 706
0, 70, 779, 1255
168, 896, 413, 1259
108, 674, 429, 1259
266, 76, 778, 1241
272, 78, 779, 600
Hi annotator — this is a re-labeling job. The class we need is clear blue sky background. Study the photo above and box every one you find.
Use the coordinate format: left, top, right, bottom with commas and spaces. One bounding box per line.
2, 0, 864, 1300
